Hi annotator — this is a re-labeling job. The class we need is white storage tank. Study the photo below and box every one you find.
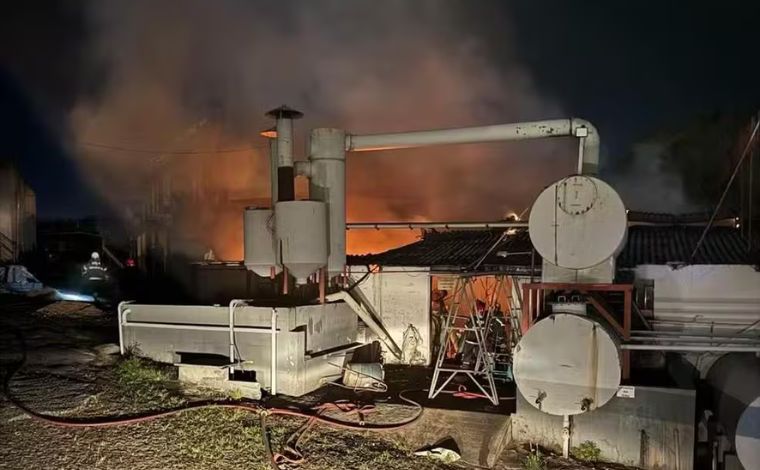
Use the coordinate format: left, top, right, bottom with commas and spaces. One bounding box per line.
529, 175, 627, 270
707, 353, 760, 470
275, 200, 328, 284
243, 207, 278, 277
513, 313, 621, 416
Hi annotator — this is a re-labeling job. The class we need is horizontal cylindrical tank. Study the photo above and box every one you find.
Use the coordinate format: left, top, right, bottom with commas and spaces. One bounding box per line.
707, 353, 760, 470
275, 200, 327, 284
243, 207, 278, 277
529, 175, 627, 270
514, 313, 621, 416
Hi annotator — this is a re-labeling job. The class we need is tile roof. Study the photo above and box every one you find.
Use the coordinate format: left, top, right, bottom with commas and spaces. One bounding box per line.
350, 229, 535, 273
348, 224, 759, 271
619, 225, 755, 267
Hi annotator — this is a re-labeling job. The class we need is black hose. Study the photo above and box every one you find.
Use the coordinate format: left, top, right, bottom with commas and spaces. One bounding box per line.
260, 413, 282, 470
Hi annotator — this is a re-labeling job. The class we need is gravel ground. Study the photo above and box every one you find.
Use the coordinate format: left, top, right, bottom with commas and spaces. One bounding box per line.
0, 296, 638, 470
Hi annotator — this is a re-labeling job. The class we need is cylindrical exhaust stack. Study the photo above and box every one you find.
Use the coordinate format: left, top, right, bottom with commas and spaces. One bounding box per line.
309, 128, 346, 275
259, 127, 279, 206
275, 200, 328, 285
265, 106, 303, 203
243, 207, 279, 277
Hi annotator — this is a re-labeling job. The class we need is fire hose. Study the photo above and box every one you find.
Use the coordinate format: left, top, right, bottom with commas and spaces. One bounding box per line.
0, 323, 423, 470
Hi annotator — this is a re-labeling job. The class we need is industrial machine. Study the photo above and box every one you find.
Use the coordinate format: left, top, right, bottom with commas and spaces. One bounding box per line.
121, 106, 605, 399
512, 170, 630, 457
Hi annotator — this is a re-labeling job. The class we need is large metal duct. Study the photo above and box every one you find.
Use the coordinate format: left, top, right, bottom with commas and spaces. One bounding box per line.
307, 128, 346, 275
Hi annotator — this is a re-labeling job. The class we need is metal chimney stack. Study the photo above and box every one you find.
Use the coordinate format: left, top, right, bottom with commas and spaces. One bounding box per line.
265, 106, 303, 203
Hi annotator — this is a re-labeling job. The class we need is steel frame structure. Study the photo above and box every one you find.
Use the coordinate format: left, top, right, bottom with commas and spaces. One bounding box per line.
428, 275, 515, 405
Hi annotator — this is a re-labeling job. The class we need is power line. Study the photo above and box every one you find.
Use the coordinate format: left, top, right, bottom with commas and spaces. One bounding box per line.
691, 116, 760, 261
81, 141, 265, 155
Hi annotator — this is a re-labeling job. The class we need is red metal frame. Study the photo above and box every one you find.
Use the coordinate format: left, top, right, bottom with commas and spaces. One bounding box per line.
521, 282, 633, 380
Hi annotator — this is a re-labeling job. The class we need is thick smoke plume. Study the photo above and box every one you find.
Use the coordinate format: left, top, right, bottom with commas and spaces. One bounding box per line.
609, 142, 699, 214
71, 0, 574, 258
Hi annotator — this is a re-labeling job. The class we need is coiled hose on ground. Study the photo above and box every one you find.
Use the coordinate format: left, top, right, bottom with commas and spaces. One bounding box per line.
0, 322, 422, 469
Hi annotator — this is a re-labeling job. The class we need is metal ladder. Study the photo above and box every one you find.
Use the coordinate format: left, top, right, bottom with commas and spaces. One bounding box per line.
508, 276, 524, 347
428, 276, 501, 405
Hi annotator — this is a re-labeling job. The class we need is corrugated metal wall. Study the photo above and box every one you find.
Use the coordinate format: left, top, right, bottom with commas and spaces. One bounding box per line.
0, 160, 36, 262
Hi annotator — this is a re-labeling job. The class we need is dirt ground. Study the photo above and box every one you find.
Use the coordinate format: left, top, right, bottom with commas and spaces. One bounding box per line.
0, 295, 635, 470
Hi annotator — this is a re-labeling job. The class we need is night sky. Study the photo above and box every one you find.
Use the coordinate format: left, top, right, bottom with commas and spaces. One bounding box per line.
1, 0, 759, 219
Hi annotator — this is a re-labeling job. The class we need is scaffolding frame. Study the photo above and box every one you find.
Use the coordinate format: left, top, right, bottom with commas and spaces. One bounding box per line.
428, 274, 516, 405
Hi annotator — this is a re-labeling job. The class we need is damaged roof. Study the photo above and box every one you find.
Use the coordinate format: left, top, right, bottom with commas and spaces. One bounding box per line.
348, 223, 759, 271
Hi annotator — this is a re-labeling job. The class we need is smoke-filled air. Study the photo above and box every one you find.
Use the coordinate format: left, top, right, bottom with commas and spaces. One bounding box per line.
69, 0, 577, 259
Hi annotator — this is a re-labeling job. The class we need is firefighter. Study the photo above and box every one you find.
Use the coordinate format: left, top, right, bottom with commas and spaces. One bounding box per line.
82, 251, 108, 282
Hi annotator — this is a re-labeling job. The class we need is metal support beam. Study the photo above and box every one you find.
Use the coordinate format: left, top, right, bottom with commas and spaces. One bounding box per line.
347, 221, 528, 230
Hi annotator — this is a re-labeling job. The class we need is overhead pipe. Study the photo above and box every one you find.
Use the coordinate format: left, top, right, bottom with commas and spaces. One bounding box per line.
345, 118, 600, 175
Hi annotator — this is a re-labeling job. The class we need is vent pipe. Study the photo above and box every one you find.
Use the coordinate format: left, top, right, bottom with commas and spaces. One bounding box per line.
266, 106, 303, 202
260, 127, 279, 206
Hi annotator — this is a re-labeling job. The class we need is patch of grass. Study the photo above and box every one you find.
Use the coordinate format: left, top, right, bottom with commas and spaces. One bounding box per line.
115, 356, 168, 384
572, 440, 602, 462
173, 408, 268, 468
228, 388, 244, 401
523, 448, 546, 470
114, 356, 184, 408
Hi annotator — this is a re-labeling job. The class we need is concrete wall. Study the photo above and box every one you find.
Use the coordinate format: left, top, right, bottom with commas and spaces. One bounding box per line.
394, 408, 512, 468
122, 302, 357, 396
512, 386, 695, 469
351, 266, 431, 365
